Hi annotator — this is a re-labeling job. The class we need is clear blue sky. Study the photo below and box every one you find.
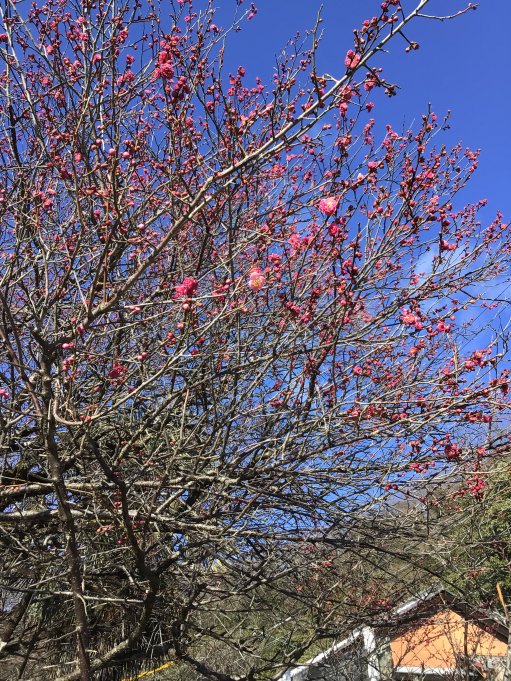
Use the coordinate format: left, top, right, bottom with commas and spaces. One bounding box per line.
220, 0, 510, 223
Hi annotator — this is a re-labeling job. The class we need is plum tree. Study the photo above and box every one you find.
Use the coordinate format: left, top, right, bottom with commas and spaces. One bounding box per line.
0, 1, 508, 679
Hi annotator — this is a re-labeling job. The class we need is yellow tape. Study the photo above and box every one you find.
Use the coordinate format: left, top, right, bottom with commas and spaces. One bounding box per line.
496, 582, 508, 618
122, 659, 175, 680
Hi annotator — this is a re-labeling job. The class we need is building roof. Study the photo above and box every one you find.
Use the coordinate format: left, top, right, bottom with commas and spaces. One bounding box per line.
278, 586, 507, 681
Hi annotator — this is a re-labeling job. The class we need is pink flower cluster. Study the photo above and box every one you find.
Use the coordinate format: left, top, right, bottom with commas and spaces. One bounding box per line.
318, 196, 339, 216
444, 443, 461, 461
155, 43, 174, 79
248, 267, 265, 291
345, 50, 361, 70
401, 309, 423, 330
440, 240, 457, 251
175, 277, 199, 298
108, 363, 127, 381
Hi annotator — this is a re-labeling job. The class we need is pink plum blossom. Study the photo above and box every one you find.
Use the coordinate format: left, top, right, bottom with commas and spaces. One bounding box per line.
248, 267, 265, 291
345, 50, 361, 69
318, 196, 339, 216
175, 277, 199, 298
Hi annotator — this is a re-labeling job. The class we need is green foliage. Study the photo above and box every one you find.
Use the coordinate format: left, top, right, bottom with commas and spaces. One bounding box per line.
446, 458, 511, 609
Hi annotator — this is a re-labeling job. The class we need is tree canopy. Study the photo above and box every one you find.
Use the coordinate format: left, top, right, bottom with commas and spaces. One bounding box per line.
0, 1, 509, 679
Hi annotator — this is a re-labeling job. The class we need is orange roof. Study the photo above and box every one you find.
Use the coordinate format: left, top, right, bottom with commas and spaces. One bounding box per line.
279, 588, 508, 681
391, 607, 507, 671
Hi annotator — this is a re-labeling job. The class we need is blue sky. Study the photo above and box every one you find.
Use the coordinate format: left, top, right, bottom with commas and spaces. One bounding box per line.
221, 0, 510, 223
